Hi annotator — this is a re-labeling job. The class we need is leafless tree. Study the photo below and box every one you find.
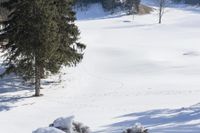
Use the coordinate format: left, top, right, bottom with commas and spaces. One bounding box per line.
158, 0, 166, 24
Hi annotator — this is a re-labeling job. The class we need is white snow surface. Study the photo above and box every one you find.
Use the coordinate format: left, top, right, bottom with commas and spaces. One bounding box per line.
33, 127, 65, 133
76, 4, 108, 20
1, 3, 200, 133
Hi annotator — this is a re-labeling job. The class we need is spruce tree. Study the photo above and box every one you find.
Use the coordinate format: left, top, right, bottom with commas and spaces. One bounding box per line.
125, 0, 134, 14
101, 0, 116, 13
125, 0, 141, 14
133, 0, 141, 13
0, 0, 85, 96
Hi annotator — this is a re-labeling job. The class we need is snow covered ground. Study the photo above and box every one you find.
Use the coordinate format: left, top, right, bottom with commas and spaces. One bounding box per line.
1, 3, 200, 133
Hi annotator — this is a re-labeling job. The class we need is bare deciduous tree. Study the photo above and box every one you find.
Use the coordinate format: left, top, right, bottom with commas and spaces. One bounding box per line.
158, 0, 166, 24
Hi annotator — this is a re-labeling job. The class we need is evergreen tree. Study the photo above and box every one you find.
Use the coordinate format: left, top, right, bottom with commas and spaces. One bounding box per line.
125, 0, 141, 14
0, 0, 8, 29
0, 0, 85, 96
133, 0, 141, 13
74, 0, 99, 10
125, 0, 132, 14
101, 0, 116, 13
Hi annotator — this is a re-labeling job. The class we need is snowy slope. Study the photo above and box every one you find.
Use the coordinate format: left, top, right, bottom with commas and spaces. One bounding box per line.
75, 4, 108, 20
1, 4, 200, 133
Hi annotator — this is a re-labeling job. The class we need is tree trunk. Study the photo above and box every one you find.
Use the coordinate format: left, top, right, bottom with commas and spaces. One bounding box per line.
159, 10, 162, 24
159, 0, 164, 24
40, 66, 45, 78
35, 58, 41, 97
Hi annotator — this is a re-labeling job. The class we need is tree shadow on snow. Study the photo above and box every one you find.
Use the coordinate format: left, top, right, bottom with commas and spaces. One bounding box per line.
0, 77, 33, 93
96, 104, 200, 133
104, 23, 157, 30
0, 64, 34, 112
77, 13, 128, 21
0, 94, 33, 111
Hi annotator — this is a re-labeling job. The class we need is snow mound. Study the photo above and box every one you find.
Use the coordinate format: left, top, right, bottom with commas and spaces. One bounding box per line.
33, 127, 65, 133
52, 116, 74, 130
48, 116, 91, 133
123, 123, 148, 133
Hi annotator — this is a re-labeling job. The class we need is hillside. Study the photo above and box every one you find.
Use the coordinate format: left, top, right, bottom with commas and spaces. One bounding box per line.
1, 2, 200, 133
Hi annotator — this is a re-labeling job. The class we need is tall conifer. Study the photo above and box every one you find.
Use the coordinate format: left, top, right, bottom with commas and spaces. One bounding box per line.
0, 0, 85, 96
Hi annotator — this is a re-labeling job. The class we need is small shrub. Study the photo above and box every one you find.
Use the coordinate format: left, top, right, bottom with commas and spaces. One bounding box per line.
49, 116, 91, 133
73, 121, 91, 133
122, 123, 148, 133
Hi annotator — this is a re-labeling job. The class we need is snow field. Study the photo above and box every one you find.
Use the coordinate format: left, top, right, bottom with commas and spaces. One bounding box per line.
1, 3, 200, 133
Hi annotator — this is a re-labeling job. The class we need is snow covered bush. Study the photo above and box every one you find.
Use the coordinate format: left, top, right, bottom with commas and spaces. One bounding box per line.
122, 123, 148, 133
50, 116, 74, 133
48, 116, 91, 133
33, 127, 65, 133
72, 121, 91, 133
33, 116, 91, 133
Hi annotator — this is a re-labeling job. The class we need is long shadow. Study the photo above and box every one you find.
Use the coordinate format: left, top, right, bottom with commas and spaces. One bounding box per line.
0, 76, 34, 112
97, 104, 200, 133
165, 3, 200, 15
0, 76, 33, 93
77, 13, 127, 21
0, 63, 34, 112
104, 23, 158, 30
177, 6, 200, 14
0, 94, 33, 111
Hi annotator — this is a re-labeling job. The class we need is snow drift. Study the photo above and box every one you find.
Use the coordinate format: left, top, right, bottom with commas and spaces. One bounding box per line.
34, 116, 91, 133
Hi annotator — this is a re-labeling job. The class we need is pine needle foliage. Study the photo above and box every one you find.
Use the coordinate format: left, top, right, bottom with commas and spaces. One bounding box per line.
0, 0, 85, 96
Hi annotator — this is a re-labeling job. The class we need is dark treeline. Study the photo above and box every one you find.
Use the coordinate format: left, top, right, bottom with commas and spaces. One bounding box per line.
184, 0, 200, 4
74, 0, 141, 13
74, 0, 100, 10
173, 0, 200, 4
74, 0, 200, 12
